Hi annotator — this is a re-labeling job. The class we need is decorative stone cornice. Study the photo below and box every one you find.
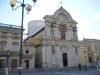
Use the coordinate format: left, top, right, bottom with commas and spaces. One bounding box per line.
55, 44, 59, 46
23, 42, 34, 46
60, 45, 69, 50
0, 40, 7, 44
42, 44, 47, 47
12, 42, 19, 45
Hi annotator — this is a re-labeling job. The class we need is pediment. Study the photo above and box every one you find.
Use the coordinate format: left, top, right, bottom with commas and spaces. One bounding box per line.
60, 45, 69, 50
12, 41, 19, 45
60, 45, 69, 52
43, 7, 77, 24
0, 40, 7, 43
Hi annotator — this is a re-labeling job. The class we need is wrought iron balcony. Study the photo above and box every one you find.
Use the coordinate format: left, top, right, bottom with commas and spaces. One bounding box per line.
11, 51, 20, 55
23, 54, 33, 58
0, 51, 10, 56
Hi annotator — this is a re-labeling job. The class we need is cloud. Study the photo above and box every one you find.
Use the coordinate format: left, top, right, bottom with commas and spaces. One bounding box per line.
94, 12, 100, 19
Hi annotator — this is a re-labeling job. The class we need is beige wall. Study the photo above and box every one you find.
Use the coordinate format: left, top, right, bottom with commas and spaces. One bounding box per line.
80, 39, 100, 67
80, 47, 89, 65
25, 29, 44, 46
35, 45, 42, 67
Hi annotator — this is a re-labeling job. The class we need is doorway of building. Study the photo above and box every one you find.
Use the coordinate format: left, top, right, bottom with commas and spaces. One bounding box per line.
11, 59, 17, 69
0, 59, 5, 68
25, 60, 29, 69
62, 53, 68, 66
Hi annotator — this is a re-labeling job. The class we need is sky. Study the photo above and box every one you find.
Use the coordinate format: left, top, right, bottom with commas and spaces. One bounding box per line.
0, 0, 100, 40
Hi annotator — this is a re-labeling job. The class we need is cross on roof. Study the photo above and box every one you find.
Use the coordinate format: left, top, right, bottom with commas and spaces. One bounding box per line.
59, 1, 63, 7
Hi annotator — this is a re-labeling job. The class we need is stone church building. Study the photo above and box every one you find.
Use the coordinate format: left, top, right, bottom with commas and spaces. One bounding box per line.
24, 6, 81, 69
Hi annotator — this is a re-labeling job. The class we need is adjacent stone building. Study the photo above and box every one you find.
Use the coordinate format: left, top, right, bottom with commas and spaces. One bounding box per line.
25, 7, 81, 69
0, 23, 21, 69
80, 38, 100, 67
0, 23, 35, 69
79, 46, 89, 66
22, 43, 35, 69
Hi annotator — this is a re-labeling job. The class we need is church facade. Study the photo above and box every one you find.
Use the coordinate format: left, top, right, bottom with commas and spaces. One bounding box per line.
25, 7, 81, 69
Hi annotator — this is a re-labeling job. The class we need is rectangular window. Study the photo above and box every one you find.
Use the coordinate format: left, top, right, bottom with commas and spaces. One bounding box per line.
13, 44, 18, 51
0, 44, 6, 51
73, 27, 77, 31
61, 31, 65, 40
2, 32, 7, 38
60, 25, 66, 30
88, 47, 90, 51
84, 50, 86, 53
13, 33, 18, 39
73, 32, 75, 37
95, 47, 97, 51
89, 58, 92, 63
75, 47, 78, 54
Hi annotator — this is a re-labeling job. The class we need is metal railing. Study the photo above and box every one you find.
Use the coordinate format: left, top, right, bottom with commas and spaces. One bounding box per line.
0, 23, 21, 29
23, 54, 33, 58
0, 51, 10, 56
11, 51, 20, 55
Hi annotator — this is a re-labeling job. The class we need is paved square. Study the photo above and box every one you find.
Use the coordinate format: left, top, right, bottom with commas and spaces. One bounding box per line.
0, 68, 100, 75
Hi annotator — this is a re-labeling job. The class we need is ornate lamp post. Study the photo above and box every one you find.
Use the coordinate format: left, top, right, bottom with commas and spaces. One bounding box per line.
9, 0, 37, 75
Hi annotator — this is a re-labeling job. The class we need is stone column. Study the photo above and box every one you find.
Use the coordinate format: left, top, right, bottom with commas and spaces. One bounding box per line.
59, 47, 63, 68
72, 46, 76, 67
42, 44, 46, 68
55, 44, 60, 68
46, 45, 52, 68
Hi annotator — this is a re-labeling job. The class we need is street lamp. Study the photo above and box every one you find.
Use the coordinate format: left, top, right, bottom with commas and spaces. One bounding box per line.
9, 0, 37, 75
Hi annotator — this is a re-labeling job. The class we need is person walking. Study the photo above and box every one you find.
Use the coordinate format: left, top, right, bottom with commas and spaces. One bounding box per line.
78, 64, 81, 70
85, 64, 87, 71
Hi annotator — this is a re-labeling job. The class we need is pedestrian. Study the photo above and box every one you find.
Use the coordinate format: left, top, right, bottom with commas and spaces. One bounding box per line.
78, 64, 81, 70
85, 64, 87, 71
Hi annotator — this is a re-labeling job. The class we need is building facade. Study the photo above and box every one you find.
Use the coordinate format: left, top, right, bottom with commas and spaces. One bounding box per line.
79, 46, 89, 66
0, 23, 35, 69
22, 43, 35, 69
0, 23, 21, 69
25, 7, 81, 69
80, 38, 100, 67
